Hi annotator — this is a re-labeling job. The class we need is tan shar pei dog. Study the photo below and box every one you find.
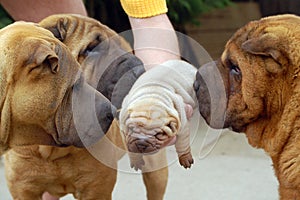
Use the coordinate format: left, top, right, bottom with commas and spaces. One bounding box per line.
194, 14, 300, 199
4, 15, 168, 200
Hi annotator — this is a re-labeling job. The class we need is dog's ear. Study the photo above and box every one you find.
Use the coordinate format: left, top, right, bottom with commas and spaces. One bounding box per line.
241, 29, 288, 73
46, 18, 68, 41
33, 43, 59, 74
0, 94, 11, 155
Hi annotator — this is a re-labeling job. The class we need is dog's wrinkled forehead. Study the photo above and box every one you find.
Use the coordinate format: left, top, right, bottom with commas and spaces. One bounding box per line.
222, 14, 300, 68
126, 100, 180, 130
128, 102, 169, 119
40, 14, 107, 38
222, 18, 279, 63
39, 14, 132, 62
226, 14, 300, 50
39, 14, 130, 46
224, 22, 258, 52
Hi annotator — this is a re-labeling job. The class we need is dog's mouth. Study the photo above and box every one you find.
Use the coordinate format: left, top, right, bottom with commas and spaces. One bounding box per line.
228, 125, 246, 133
195, 61, 229, 129
55, 74, 116, 147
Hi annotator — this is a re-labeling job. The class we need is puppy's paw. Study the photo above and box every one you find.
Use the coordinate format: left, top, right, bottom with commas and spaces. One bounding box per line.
179, 152, 194, 169
129, 154, 145, 171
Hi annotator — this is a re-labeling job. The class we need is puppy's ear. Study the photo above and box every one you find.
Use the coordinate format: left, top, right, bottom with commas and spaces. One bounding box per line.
241, 30, 288, 73
33, 44, 59, 74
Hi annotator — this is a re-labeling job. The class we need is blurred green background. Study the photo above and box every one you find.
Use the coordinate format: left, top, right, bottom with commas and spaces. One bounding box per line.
0, 0, 232, 30
84, 0, 233, 32
0, 6, 12, 28
1, 0, 300, 30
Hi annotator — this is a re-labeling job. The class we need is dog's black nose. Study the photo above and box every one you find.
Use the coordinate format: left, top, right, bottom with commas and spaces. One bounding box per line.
95, 99, 115, 135
109, 105, 117, 119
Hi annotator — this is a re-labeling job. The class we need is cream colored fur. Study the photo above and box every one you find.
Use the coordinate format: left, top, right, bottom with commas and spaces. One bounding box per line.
120, 60, 198, 169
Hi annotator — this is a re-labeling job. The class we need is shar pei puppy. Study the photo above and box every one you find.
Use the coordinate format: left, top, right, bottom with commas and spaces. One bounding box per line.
4, 14, 168, 200
194, 14, 300, 199
119, 60, 198, 170
0, 20, 115, 155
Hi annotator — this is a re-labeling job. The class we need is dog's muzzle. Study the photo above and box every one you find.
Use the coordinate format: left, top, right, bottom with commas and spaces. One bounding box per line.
124, 123, 173, 154
194, 61, 228, 129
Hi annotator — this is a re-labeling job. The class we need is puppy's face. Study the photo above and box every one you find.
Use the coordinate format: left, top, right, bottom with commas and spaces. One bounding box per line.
39, 14, 145, 109
195, 14, 299, 134
123, 100, 179, 154
0, 22, 114, 153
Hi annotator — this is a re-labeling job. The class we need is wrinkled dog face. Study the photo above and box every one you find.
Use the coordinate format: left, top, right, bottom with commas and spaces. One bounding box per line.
0, 22, 114, 153
39, 14, 145, 109
123, 100, 179, 154
195, 14, 299, 133
39, 14, 132, 64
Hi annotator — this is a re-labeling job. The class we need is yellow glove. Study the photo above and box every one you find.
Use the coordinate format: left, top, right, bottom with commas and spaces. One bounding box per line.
120, 0, 168, 18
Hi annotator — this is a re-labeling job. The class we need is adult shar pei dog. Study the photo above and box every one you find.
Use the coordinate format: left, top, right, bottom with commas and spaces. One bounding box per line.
194, 14, 300, 199
4, 14, 168, 200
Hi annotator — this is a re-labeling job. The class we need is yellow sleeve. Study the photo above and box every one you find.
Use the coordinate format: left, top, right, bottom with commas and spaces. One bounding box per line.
120, 0, 168, 18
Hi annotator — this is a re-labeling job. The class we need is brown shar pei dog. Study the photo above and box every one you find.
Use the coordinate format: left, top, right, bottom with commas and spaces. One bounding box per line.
194, 14, 300, 199
0, 20, 115, 154
4, 14, 168, 200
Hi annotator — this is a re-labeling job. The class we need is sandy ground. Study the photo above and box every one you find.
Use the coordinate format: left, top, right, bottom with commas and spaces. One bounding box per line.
0, 118, 279, 200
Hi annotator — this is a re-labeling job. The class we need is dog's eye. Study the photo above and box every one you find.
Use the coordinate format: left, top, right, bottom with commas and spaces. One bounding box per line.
80, 35, 102, 57
225, 59, 241, 75
84, 41, 99, 55
230, 64, 241, 75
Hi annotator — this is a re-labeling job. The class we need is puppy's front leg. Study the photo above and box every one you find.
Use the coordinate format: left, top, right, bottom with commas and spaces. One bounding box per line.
175, 126, 194, 169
